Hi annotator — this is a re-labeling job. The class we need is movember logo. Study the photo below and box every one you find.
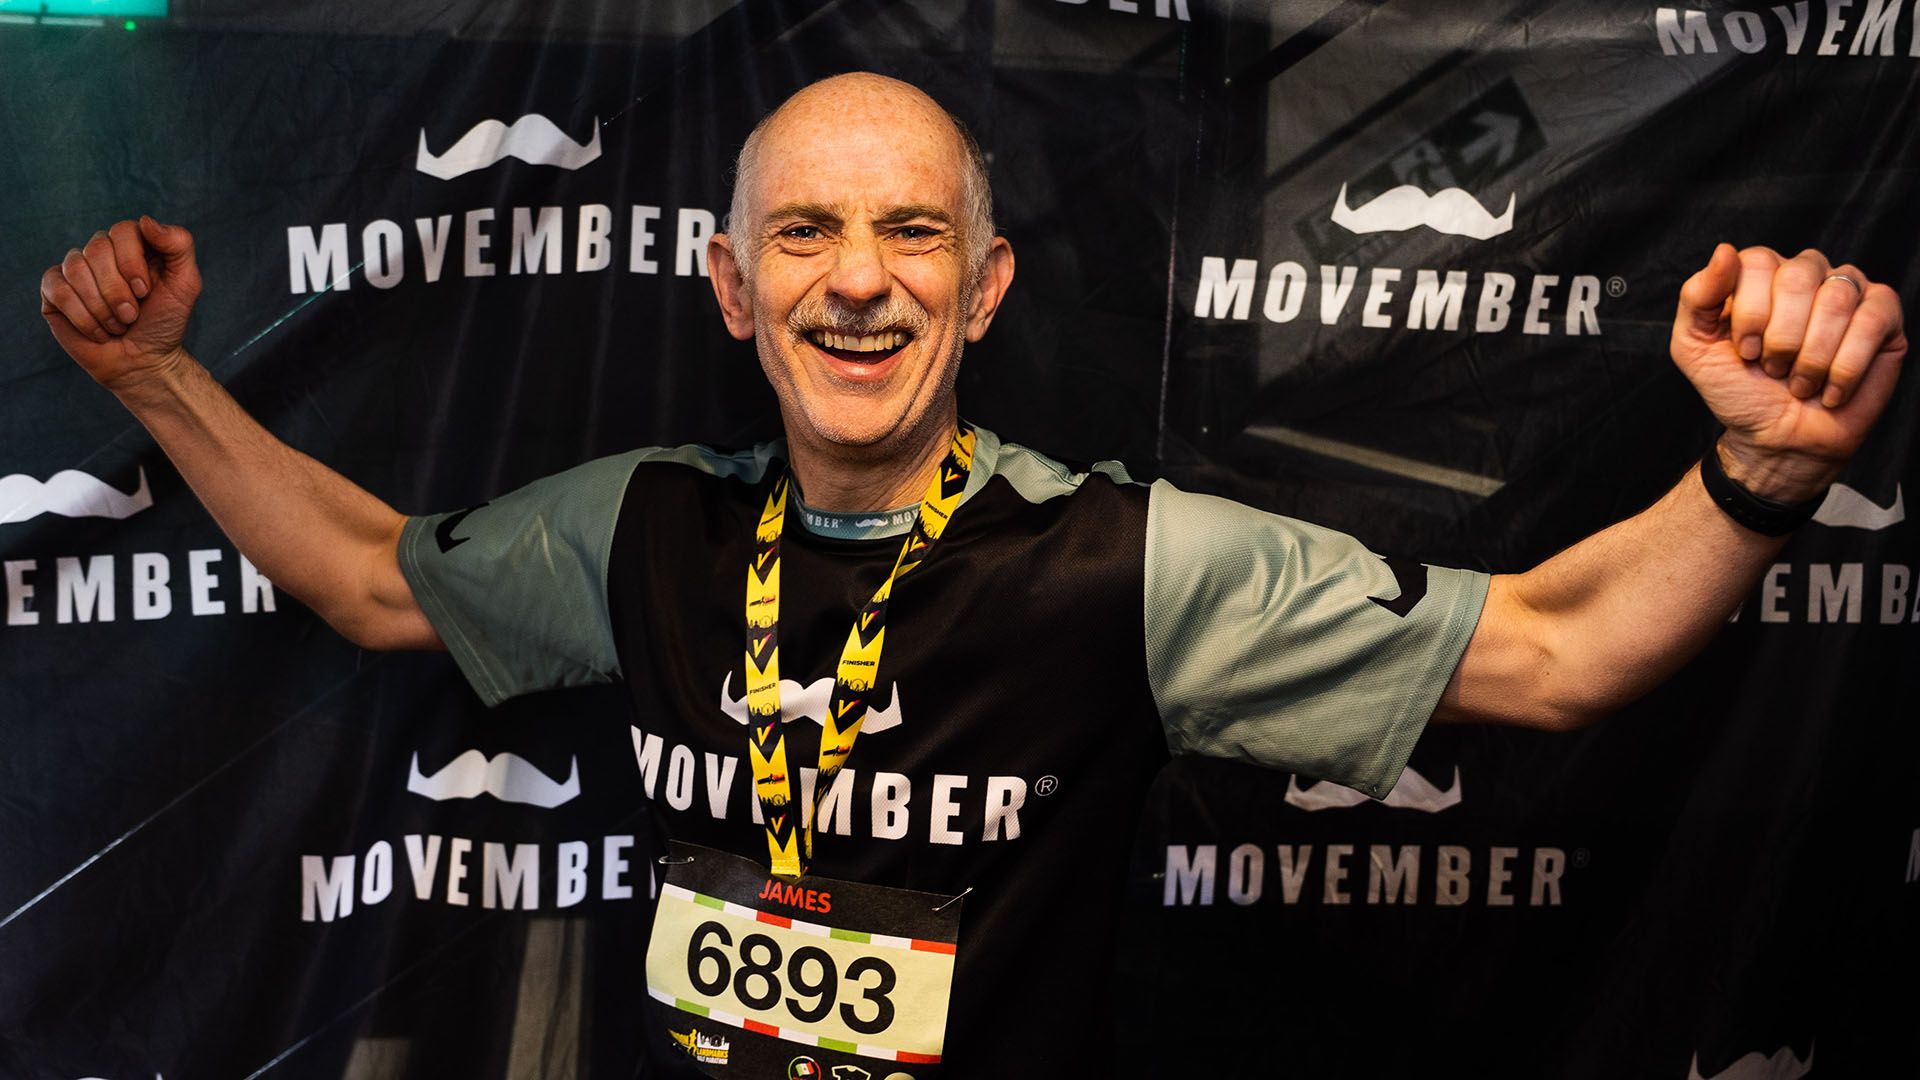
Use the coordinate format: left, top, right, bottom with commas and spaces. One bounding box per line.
1, 467, 151, 524
1331, 182, 1516, 241
1284, 766, 1462, 813
718, 672, 905, 733
1814, 482, 1904, 531
1687, 1043, 1813, 1080
406, 750, 582, 809
415, 113, 602, 180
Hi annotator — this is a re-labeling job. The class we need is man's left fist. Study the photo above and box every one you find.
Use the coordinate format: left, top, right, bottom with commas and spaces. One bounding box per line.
1671, 244, 1907, 502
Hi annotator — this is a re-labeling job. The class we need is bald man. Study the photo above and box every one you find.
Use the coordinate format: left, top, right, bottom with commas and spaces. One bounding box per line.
39, 73, 1908, 1077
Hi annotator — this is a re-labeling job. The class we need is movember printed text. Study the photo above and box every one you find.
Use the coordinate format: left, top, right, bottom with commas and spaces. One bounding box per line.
3, 548, 275, 627
287, 204, 719, 293
1194, 257, 1608, 336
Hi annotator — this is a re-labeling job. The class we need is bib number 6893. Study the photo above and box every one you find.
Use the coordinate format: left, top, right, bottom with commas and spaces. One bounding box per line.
686, 920, 897, 1034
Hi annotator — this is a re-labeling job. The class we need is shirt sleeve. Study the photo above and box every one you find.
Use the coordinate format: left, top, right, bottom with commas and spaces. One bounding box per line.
397, 451, 644, 707
1144, 479, 1489, 799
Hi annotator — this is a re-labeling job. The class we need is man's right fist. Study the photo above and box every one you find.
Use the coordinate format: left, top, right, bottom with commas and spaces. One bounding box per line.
39, 216, 202, 389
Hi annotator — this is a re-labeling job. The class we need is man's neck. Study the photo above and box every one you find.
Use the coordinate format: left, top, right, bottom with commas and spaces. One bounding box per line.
783, 412, 955, 513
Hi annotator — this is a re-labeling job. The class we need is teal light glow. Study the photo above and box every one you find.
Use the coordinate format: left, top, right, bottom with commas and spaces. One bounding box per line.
0, 1, 168, 15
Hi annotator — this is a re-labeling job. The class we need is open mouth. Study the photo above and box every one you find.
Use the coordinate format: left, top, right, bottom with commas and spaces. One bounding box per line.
805, 329, 911, 368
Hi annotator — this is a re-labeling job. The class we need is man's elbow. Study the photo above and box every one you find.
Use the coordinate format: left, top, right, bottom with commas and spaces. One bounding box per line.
1436, 609, 1615, 732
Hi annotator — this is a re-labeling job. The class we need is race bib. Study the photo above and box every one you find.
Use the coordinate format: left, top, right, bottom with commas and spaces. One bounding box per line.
646, 841, 964, 1079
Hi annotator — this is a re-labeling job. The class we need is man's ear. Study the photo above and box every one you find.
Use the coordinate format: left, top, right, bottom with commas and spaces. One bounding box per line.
709, 234, 755, 341
964, 237, 1016, 343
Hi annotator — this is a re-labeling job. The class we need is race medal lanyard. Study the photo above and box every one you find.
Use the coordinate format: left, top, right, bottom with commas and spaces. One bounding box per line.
744, 424, 975, 878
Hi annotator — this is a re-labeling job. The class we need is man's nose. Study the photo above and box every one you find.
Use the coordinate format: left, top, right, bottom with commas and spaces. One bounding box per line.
824, 232, 889, 306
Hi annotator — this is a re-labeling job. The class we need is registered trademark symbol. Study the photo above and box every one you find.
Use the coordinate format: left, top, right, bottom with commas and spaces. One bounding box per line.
1572, 848, 1591, 869
1606, 276, 1627, 298
1034, 775, 1059, 796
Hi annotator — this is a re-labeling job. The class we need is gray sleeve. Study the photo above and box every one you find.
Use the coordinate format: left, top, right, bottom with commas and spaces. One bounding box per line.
397, 451, 644, 707
1144, 479, 1489, 799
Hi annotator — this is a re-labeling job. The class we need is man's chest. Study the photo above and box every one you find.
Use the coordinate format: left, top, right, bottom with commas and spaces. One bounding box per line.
608, 518, 1162, 881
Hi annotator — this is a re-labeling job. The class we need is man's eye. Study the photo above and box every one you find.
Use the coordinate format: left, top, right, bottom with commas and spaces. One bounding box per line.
782, 225, 822, 241
897, 226, 936, 241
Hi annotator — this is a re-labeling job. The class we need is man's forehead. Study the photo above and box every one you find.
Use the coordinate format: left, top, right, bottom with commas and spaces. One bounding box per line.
749, 78, 969, 221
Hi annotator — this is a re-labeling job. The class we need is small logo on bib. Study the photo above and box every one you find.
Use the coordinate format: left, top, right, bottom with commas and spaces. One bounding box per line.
670, 1027, 732, 1065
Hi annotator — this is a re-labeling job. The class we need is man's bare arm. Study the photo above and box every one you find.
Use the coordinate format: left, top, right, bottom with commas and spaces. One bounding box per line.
1434, 244, 1906, 729
39, 217, 441, 651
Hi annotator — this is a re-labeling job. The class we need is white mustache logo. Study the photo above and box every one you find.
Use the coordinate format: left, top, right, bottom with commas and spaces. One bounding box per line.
406, 751, 581, 809
1687, 1044, 1813, 1080
415, 114, 602, 180
718, 672, 904, 734
1813, 482, 1904, 530
1331, 182, 1516, 240
1284, 766, 1462, 813
1, 467, 152, 524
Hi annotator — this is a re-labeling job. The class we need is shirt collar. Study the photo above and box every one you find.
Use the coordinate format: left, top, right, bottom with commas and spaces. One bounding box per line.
775, 424, 1000, 540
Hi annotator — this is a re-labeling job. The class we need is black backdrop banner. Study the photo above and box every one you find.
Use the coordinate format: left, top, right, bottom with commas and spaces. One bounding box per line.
2, 2, 1915, 1077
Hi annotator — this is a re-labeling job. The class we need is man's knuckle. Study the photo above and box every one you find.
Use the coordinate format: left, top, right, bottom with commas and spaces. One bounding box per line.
1813, 289, 1854, 317
1777, 264, 1822, 292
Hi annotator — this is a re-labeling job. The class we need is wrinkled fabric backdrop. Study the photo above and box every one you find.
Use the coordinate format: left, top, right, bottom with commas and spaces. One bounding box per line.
2, 1, 1916, 1077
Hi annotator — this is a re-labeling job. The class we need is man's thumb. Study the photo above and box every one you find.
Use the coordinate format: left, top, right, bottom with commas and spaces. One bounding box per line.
137, 214, 194, 266
1676, 242, 1739, 338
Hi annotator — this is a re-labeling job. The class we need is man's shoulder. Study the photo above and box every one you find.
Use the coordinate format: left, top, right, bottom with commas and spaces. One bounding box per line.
625, 440, 783, 485
977, 430, 1138, 507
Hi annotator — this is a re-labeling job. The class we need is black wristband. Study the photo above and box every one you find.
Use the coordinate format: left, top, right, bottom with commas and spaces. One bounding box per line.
1698, 440, 1826, 536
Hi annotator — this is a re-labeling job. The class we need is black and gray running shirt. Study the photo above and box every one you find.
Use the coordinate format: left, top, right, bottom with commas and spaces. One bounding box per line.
397, 425, 1488, 1076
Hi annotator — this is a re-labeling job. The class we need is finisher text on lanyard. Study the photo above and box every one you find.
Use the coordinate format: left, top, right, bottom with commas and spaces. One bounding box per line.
743, 424, 975, 878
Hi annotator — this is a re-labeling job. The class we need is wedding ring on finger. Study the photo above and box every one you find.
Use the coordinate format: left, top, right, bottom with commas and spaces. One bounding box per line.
1822, 272, 1864, 300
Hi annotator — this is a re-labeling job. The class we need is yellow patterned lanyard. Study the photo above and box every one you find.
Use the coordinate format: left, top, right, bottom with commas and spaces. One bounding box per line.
743, 425, 976, 877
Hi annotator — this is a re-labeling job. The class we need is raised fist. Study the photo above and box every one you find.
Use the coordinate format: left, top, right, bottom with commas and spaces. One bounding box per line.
1670, 244, 1907, 500
39, 216, 203, 390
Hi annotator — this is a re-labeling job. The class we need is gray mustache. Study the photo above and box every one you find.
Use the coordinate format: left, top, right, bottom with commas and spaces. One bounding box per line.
406, 751, 582, 809
1, 467, 152, 524
788, 294, 930, 339
1284, 766, 1462, 813
415, 114, 602, 180
1331, 183, 1516, 240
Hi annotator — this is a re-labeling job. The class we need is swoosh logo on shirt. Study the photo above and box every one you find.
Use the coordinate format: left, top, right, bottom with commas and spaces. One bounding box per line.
434, 502, 489, 554
1368, 556, 1428, 617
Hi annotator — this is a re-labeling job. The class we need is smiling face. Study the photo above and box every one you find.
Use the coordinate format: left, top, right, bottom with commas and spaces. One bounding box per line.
709, 75, 1014, 461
